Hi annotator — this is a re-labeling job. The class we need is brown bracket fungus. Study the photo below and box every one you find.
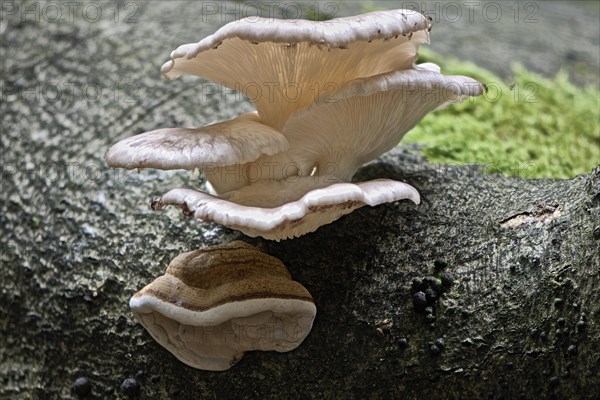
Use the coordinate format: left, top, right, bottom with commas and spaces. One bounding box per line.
106, 9, 484, 240
129, 241, 316, 371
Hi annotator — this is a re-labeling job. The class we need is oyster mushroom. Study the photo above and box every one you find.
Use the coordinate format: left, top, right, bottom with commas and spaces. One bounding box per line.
106, 9, 484, 240
129, 241, 316, 371
106, 112, 288, 170
160, 9, 432, 131
151, 178, 420, 240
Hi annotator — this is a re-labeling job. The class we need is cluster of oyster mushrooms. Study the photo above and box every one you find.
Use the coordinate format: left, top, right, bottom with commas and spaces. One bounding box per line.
107, 9, 483, 371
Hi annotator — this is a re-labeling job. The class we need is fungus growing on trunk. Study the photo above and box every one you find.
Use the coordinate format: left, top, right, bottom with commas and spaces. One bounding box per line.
151, 178, 420, 240
106, 9, 484, 240
129, 241, 316, 371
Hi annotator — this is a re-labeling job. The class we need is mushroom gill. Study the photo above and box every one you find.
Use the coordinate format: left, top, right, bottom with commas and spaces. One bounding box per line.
161, 9, 431, 131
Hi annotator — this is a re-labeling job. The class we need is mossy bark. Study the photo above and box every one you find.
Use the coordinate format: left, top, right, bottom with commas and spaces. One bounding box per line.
1, 2, 599, 399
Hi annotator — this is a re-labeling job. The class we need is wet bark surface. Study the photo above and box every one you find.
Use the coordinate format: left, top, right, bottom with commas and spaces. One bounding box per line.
1, 1, 599, 399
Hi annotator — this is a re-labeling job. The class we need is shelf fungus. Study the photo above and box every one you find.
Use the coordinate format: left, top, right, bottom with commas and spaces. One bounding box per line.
130, 241, 316, 371
106, 9, 484, 240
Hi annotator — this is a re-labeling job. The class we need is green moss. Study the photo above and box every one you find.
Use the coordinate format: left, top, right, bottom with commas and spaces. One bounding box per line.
359, 2, 383, 14
403, 49, 600, 178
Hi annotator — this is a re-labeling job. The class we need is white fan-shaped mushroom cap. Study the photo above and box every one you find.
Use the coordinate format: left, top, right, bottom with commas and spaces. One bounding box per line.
200, 66, 484, 194
160, 10, 431, 130
151, 177, 420, 241
277, 67, 485, 180
105, 112, 287, 170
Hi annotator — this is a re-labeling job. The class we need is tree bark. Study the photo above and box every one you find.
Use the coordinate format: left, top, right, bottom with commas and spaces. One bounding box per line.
1, 2, 599, 399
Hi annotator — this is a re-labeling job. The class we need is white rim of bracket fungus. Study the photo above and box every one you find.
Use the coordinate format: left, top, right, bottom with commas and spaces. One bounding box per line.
129, 241, 317, 371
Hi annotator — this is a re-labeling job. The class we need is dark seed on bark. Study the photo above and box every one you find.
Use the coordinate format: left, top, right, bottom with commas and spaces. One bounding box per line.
425, 288, 438, 304
72, 377, 91, 397
121, 378, 141, 397
413, 291, 427, 312
435, 338, 445, 350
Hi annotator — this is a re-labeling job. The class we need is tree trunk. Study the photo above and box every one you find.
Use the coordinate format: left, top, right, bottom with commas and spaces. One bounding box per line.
1, 2, 599, 399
